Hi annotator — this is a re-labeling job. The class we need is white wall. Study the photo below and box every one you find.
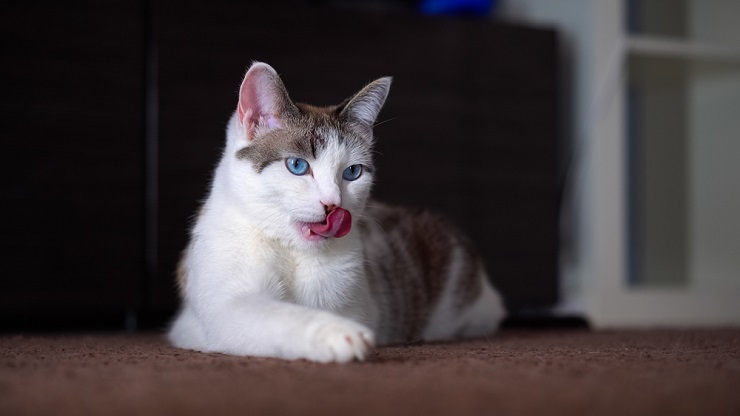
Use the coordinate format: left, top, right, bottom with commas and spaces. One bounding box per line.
500, 0, 740, 326
499, 0, 625, 315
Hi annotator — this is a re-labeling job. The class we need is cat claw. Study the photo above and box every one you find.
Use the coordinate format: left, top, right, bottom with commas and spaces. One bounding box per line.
310, 319, 375, 363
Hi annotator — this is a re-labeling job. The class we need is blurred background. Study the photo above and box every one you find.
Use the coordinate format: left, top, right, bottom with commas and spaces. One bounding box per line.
1, 0, 738, 332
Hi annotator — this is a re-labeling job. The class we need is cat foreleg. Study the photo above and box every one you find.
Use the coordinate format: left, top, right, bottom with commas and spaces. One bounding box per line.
169, 293, 375, 363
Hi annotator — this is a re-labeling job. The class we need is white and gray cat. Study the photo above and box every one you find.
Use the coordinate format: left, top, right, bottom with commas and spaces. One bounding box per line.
168, 62, 505, 362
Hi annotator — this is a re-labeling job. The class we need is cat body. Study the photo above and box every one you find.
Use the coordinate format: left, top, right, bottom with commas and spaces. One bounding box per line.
168, 62, 505, 362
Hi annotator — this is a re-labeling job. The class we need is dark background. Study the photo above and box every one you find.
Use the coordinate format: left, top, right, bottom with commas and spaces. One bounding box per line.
0, 0, 560, 331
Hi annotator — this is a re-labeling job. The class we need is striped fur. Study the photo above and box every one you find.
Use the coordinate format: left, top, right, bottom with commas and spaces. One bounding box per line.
358, 203, 494, 344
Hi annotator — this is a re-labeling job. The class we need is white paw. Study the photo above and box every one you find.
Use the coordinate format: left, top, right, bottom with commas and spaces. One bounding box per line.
307, 318, 375, 363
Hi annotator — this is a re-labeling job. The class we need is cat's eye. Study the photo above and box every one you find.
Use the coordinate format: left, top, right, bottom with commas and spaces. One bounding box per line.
286, 157, 309, 175
342, 164, 363, 181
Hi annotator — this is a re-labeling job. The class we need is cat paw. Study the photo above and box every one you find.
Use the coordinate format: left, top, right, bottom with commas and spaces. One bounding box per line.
308, 318, 375, 363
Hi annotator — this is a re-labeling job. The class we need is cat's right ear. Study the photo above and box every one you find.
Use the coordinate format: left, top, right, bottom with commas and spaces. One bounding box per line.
238, 62, 297, 141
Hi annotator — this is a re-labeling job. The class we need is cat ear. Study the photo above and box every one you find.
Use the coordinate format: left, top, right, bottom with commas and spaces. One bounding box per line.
238, 62, 298, 141
338, 77, 392, 131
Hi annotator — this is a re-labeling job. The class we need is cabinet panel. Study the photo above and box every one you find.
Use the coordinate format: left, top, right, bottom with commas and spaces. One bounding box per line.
0, 3, 144, 327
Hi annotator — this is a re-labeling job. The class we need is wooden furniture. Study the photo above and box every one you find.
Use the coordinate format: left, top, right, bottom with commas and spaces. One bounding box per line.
1, 2, 145, 329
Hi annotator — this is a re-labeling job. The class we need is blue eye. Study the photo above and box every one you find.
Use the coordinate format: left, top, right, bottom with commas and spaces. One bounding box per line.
342, 164, 363, 181
286, 157, 309, 175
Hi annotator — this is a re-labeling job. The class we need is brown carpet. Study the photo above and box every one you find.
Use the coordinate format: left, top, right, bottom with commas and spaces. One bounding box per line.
1, 329, 739, 416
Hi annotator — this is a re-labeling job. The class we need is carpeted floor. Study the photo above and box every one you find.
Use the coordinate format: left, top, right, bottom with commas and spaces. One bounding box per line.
1, 329, 739, 415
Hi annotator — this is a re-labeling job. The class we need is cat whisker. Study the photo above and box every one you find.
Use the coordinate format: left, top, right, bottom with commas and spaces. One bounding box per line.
355, 212, 387, 235
372, 117, 397, 129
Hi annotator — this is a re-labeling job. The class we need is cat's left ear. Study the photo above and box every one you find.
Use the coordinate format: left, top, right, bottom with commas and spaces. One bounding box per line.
338, 77, 392, 132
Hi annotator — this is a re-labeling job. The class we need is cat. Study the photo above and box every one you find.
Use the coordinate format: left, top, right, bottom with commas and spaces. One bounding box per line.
168, 62, 505, 362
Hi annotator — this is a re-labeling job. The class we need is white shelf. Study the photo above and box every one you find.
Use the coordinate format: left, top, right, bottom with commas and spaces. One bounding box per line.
628, 35, 740, 62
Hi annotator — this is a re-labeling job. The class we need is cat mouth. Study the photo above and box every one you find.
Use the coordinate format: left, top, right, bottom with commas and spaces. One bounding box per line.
299, 208, 352, 241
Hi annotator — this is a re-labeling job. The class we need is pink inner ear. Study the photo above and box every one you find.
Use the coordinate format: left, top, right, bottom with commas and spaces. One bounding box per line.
238, 66, 282, 141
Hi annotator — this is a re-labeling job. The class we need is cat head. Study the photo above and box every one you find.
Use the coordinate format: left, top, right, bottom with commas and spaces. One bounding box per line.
222, 62, 391, 248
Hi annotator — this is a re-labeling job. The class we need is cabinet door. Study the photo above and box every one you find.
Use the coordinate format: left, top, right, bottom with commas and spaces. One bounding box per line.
0, 3, 144, 329
157, 2, 559, 313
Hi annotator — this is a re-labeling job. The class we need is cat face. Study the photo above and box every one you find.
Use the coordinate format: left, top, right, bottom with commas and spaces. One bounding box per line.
223, 63, 391, 249
240, 113, 375, 245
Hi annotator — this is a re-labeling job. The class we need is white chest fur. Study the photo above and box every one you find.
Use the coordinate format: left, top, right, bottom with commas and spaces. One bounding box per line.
288, 240, 365, 311
193, 198, 371, 318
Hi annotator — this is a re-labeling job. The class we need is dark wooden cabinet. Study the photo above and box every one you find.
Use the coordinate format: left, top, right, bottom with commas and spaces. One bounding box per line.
1, 1, 559, 330
0, 2, 145, 328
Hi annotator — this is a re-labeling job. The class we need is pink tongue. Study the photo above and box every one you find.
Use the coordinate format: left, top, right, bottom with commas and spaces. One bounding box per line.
307, 208, 352, 238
